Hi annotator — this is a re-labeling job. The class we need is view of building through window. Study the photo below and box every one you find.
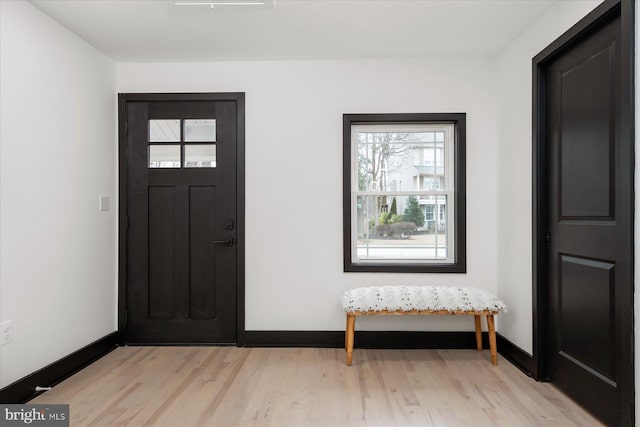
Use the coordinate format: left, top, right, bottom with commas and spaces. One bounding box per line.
352, 124, 454, 263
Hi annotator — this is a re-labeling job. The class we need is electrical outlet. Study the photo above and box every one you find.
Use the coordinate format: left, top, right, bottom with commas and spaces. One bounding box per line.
0, 320, 13, 346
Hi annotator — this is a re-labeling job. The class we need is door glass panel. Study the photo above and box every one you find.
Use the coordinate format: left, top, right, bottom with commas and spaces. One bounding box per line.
149, 145, 181, 168
185, 144, 216, 168
184, 119, 216, 142
149, 120, 180, 142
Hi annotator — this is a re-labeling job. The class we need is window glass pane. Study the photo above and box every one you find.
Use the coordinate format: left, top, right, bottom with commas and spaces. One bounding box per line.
149, 145, 180, 168
358, 131, 448, 192
184, 119, 216, 142
355, 194, 448, 261
184, 144, 216, 168
149, 120, 180, 142
421, 132, 435, 142
422, 177, 441, 190
435, 194, 448, 259
436, 142, 445, 189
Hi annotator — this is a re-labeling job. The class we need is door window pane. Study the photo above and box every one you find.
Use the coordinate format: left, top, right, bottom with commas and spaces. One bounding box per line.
184, 144, 216, 168
149, 145, 181, 168
149, 120, 180, 142
184, 119, 216, 142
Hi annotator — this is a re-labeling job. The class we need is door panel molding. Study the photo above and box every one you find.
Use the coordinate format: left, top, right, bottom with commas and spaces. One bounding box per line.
118, 92, 245, 345
532, 0, 633, 425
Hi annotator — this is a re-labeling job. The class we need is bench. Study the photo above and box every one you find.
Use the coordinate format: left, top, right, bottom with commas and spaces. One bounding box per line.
342, 286, 507, 366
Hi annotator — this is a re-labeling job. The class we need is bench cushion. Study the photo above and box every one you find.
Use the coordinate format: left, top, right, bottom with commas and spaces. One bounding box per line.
342, 286, 507, 313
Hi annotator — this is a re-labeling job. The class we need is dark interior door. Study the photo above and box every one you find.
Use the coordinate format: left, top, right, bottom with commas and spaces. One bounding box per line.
124, 98, 238, 344
544, 9, 632, 426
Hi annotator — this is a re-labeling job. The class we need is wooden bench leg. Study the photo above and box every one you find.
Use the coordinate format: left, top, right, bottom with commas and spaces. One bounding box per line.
345, 314, 348, 351
486, 314, 497, 365
346, 313, 355, 366
474, 315, 482, 351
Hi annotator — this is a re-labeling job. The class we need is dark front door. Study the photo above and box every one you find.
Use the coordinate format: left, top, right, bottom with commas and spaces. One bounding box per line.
122, 95, 242, 344
542, 5, 632, 426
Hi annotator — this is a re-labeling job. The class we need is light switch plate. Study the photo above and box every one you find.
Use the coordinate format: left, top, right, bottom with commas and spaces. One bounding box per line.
99, 195, 110, 212
0, 319, 13, 346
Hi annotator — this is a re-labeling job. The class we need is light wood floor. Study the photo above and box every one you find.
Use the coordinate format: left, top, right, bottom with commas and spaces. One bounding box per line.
32, 346, 603, 426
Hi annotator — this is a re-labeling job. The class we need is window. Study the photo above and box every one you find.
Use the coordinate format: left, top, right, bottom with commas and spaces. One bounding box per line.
425, 205, 435, 221
422, 177, 441, 190
343, 113, 466, 273
147, 119, 217, 168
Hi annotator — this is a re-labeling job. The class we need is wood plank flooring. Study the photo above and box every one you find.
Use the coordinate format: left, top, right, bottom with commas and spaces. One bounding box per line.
32, 347, 603, 426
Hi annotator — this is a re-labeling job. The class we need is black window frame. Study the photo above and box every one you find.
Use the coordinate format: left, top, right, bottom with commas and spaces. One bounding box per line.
343, 113, 466, 273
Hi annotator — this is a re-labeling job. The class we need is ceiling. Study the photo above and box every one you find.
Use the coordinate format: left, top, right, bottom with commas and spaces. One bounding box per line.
31, 0, 557, 62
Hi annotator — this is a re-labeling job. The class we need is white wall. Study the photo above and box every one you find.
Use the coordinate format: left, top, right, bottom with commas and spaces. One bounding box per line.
118, 58, 499, 332
0, 1, 117, 387
495, 0, 602, 354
